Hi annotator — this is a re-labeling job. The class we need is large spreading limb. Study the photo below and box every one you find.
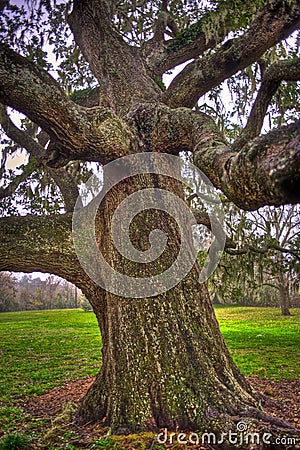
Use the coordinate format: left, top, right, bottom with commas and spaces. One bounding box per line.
144, 1, 250, 78
193, 118, 300, 210
233, 57, 300, 150
0, 45, 134, 165
132, 103, 300, 209
0, 213, 76, 278
162, 1, 300, 108
0, 105, 80, 212
0, 212, 105, 314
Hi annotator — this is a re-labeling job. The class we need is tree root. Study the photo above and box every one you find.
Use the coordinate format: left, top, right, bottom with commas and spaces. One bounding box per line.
199, 409, 300, 449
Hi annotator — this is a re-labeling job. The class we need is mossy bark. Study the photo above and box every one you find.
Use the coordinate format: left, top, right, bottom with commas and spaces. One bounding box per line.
77, 172, 259, 436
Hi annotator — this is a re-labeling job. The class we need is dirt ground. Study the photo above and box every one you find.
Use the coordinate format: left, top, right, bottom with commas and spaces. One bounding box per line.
23, 376, 300, 448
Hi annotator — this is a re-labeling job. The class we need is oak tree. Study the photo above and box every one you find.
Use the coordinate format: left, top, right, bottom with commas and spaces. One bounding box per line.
0, 0, 300, 445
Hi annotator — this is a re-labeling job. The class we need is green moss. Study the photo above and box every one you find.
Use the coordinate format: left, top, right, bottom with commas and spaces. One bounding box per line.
68, 87, 93, 104
0, 433, 30, 450
154, 77, 166, 91
166, 21, 203, 53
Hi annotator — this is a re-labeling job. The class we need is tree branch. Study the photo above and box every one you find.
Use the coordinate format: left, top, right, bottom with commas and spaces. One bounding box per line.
193, 118, 300, 210
226, 242, 300, 261
233, 57, 300, 150
152, 1, 178, 43
193, 208, 236, 249
0, 45, 134, 165
162, 1, 300, 108
193, 207, 300, 259
68, 0, 160, 114
132, 103, 300, 209
0, 213, 74, 276
0, 105, 80, 212
147, 9, 229, 77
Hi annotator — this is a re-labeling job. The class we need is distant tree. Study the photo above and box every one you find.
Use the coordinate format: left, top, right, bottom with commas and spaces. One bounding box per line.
9, 274, 81, 311
211, 204, 300, 314
0, 271, 17, 312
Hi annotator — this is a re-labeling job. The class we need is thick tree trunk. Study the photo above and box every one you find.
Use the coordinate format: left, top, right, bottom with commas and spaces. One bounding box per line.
76, 169, 260, 437
79, 278, 260, 435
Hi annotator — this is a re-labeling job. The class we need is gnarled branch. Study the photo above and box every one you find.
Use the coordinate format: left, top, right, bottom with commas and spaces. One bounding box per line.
132, 103, 300, 209
0, 213, 104, 303
193, 119, 300, 210
68, 0, 160, 114
146, 6, 231, 77
0, 213, 74, 276
162, 1, 300, 108
0, 45, 134, 165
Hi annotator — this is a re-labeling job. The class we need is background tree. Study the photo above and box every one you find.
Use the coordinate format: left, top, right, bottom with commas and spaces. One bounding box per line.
0, 271, 17, 312
211, 204, 300, 315
0, 0, 300, 444
0, 274, 83, 312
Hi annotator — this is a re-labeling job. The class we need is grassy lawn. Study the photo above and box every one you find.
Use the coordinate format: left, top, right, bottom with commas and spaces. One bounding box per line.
214, 305, 300, 380
0, 309, 101, 406
0, 306, 299, 444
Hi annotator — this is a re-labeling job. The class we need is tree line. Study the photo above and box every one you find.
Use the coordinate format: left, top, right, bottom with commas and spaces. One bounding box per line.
0, 273, 83, 312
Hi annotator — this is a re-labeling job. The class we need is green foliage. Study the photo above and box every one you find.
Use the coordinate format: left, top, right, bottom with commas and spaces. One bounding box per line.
92, 437, 124, 449
114, 0, 206, 45
154, 77, 166, 91
0, 433, 30, 450
69, 87, 94, 104
166, 0, 265, 54
0, 1, 96, 89
166, 20, 203, 53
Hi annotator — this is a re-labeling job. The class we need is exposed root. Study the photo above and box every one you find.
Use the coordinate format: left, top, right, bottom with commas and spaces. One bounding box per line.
200, 409, 300, 449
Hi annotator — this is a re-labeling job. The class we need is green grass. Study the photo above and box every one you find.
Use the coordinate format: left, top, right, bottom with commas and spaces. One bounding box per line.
214, 305, 300, 380
0, 432, 30, 450
0, 309, 101, 407
0, 306, 299, 442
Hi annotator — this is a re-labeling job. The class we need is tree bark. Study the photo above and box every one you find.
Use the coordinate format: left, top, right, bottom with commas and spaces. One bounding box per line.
278, 280, 291, 316
162, 1, 300, 108
77, 169, 260, 436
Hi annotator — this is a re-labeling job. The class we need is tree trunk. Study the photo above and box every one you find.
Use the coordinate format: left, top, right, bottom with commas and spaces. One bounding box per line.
79, 280, 260, 435
278, 272, 291, 316
76, 168, 260, 436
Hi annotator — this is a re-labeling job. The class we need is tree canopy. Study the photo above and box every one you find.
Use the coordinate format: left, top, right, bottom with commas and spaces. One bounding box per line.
0, 0, 299, 217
